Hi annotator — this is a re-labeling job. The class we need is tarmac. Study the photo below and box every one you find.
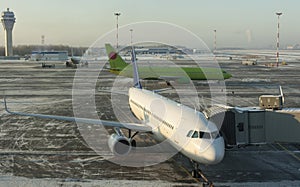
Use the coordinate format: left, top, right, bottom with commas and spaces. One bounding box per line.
0, 56, 299, 187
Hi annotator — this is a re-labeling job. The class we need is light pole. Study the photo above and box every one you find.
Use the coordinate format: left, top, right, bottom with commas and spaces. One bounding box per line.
41, 35, 45, 51
130, 29, 133, 46
213, 29, 217, 53
276, 12, 282, 67
114, 12, 121, 49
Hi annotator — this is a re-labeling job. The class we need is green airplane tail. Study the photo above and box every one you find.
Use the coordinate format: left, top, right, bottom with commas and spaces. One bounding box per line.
105, 44, 128, 71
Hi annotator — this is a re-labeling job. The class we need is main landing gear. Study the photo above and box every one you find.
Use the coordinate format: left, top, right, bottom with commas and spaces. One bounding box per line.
128, 129, 138, 148
191, 160, 214, 187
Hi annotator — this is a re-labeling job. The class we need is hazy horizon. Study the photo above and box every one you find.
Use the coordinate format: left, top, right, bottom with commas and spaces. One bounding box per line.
0, 0, 299, 50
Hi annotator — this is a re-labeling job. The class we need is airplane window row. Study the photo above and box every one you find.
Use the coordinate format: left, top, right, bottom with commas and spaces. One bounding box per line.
130, 99, 143, 110
130, 99, 174, 130
146, 108, 174, 130
156, 116, 174, 130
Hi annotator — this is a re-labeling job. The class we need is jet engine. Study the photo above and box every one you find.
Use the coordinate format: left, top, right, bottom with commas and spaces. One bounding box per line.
108, 128, 132, 156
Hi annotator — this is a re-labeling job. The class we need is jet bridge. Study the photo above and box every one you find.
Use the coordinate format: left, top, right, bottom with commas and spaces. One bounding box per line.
209, 106, 300, 146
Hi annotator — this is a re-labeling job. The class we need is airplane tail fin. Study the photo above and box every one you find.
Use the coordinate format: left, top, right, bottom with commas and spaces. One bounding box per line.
105, 43, 128, 71
131, 46, 142, 89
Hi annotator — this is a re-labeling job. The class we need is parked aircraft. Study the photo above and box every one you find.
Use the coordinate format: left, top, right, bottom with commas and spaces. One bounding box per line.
105, 44, 232, 82
4, 45, 225, 179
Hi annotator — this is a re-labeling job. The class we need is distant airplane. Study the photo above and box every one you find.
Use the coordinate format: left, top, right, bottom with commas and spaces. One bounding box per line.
66, 57, 88, 68
4, 45, 225, 179
105, 44, 232, 82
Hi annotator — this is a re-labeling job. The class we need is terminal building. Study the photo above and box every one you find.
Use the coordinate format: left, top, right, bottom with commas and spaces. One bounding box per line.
30, 51, 68, 61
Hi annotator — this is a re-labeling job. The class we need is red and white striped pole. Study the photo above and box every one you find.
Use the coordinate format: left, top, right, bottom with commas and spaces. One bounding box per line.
276, 12, 282, 67
114, 12, 121, 49
213, 29, 217, 61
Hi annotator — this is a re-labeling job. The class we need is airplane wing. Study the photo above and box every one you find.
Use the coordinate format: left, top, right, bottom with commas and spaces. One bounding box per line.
97, 88, 128, 96
3, 97, 151, 132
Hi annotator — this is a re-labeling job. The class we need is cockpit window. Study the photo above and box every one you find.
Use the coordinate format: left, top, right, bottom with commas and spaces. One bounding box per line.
186, 130, 194, 137
211, 131, 220, 139
200, 131, 211, 139
192, 131, 199, 138
188, 130, 220, 139
199, 131, 204, 138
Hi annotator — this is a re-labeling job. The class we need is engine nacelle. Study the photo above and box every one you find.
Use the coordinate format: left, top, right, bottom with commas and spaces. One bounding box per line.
108, 133, 132, 156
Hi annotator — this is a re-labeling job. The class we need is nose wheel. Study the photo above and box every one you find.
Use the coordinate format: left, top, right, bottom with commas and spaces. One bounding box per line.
191, 161, 199, 178
191, 160, 214, 187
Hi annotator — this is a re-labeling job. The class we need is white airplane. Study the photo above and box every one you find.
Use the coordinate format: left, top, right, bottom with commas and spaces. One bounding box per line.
4, 46, 225, 178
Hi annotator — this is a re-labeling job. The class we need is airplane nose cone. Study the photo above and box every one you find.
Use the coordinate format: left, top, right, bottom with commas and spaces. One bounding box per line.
203, 138, 225, 164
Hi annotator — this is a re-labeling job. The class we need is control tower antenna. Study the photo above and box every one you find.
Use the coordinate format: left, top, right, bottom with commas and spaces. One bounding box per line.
1, 8, 16, 57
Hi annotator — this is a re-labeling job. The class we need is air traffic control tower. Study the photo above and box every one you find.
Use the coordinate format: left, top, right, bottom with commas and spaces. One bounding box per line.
1, 8, 16, 56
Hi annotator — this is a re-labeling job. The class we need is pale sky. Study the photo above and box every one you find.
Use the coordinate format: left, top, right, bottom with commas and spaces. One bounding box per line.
0, 0, 299, 49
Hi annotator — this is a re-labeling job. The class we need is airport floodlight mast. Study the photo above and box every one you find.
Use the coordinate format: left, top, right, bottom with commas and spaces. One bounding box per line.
213, 29, 217, 53
276, 12, 282, 67
1, 8, 16, 57
41, 35, 45, 45
114, 12, 121, 49
130, 29, 133, 46
212, 29, 217, 61
41, 35, 45, 51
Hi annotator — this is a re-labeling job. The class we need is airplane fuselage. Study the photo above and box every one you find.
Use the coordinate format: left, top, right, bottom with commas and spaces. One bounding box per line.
111, 65, 232, 80
128, 87, 225, 164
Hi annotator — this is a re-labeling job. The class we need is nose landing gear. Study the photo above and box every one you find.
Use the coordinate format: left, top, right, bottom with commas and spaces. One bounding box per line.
191, 160, 214, 187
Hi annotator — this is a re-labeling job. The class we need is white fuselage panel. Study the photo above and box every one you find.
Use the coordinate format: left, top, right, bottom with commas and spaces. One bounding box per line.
128, 87, 225, 164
